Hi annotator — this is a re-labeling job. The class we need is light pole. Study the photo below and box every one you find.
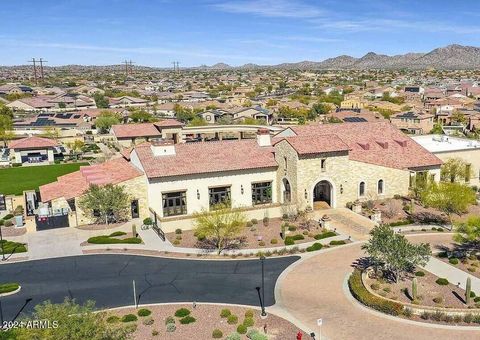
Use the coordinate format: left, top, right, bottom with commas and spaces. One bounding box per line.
0, 224, 5, 261
260, 255, 266, 317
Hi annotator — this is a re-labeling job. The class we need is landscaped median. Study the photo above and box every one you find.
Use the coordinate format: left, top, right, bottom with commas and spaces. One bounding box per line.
0, 282, 21, 296
348, 268, 480, 325
0, 239, 27, 254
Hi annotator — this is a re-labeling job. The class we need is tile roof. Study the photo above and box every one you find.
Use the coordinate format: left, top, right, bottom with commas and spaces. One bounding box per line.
284, 122, 442, 170
153, 119, 184, 128
133, 139, 277, 178
9, 136, 58, 149
278, 134, 350, 155
111, 123, 162, 138
39, 157, 143, 202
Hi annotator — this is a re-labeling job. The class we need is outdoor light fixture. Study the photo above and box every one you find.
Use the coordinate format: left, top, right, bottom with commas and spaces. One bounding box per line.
310, 332, 316, 339
241, 185, 244, 194
197, 190, 200, 199
304, 189, 308, 199
340, 184, 343, 194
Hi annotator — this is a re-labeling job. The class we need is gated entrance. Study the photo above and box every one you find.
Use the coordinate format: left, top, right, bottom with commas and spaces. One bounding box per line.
35, 214, 70, 231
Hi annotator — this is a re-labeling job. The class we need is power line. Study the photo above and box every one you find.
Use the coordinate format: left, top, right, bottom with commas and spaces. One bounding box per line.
39, 58, 47, 83
28, 58, 38, 85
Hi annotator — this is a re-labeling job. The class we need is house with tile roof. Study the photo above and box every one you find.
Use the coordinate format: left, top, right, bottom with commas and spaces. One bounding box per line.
111, 119, 184, 147
8, 136, 59, 165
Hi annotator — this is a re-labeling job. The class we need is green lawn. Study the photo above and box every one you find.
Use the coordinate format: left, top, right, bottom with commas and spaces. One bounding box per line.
0, 162, 88, 195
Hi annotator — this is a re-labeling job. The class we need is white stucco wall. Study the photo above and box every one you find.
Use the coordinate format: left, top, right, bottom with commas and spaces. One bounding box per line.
148, 168, 278, 218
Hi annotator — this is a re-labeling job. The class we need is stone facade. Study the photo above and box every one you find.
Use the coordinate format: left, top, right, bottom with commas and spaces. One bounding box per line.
275, 139, 422, 210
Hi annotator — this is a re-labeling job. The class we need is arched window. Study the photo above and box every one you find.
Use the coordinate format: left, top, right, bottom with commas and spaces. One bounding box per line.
377, 179, 384, 195
359, 181, 366, 197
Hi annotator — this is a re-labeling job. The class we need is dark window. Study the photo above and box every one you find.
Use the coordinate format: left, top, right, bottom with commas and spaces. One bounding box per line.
93, 209, 100, 217
162, 191, 187, 217
252, 182, 272, 205
359, 182, 366, 197
209, 186, 231, 207
131, 199, 139, 218
321, 159, 326, 171
377, 180, 384, 195
67, 198, 76, 211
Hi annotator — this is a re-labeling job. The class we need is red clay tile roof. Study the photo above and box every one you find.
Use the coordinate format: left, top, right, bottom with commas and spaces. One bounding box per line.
9, 136, 58, 149
283, 122, 442, 170
278, 135, 350, 155
133, 140, 277, 178
153, 119, 184, 128
39, 157, 143, 202
111, 123, 162, 139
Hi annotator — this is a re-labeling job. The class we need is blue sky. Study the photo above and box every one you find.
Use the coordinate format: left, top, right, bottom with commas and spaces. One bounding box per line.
1, 0, 480, 66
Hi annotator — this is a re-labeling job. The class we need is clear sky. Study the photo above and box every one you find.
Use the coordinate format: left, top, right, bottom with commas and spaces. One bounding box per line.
1, 0, 480, 67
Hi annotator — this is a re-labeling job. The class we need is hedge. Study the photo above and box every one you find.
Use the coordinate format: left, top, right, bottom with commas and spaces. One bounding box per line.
314, 231, 336, 240
435, 278, 449, 286
306, 243, 323, 252
212, 329, 223, 338
387, 219, 413, 227
330, 240, 346, 246
0, 283, 19, 294
138, 308, 152, 317
87, 236, 142, 244
348, 269, 403, 316
109, 231, 127, 237
121, 314, 137, 322
179, 316, 196, 324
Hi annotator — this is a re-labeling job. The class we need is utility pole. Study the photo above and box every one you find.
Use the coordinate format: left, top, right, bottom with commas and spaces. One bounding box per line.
176, 61, 180, 72
123, 60, 129, 77
38, 58, 47, 83
172, 61, 176, 72
28, 58, 38, 85
128, 60, 135, 76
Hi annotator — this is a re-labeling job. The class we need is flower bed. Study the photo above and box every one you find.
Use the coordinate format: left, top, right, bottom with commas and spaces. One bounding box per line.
0, 282, 20, 294
107, 303, 307, 340
84, 232, 142, 245
0, 240, 27, 254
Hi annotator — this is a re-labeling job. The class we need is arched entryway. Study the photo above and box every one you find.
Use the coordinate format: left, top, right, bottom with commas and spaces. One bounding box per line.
282, 178, 291, 203
313, 180, 333, 209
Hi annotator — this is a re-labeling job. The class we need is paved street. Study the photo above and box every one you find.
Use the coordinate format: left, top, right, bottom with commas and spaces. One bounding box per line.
0, 254, 298, 321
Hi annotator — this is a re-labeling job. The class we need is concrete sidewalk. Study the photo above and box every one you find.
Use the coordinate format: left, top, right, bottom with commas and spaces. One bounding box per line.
422, 256, 480, 292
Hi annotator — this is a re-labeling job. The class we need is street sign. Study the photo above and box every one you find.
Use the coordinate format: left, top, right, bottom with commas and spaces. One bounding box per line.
317, 318, 323, 326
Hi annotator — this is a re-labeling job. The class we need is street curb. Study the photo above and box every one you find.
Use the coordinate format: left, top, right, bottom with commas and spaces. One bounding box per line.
342, 272, 480, 331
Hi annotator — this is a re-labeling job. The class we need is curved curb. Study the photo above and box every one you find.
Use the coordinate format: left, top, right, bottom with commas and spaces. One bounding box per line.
342, 273, 480, 331
0, 285, 21, 297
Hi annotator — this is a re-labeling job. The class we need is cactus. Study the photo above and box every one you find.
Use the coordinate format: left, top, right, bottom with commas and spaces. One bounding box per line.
412, 277, 418, 300
132, 224, 137, 237
280, 223, 286, 240
466, 277, 471, 304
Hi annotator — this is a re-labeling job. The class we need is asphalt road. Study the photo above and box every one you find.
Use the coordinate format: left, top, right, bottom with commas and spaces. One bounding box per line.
0, 254, 299, 320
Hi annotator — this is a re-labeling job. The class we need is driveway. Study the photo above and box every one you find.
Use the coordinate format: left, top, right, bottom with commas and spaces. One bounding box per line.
275, 234, 480, 340
0, 254, 299, 320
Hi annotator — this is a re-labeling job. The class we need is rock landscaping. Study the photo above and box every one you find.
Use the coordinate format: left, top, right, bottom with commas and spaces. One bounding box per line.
107, 304, 306, 340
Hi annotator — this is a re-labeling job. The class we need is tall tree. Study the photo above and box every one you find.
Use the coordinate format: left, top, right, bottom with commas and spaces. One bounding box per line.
441, 158, 472, 183
95, 111, 120, 133
78, 184, 130, 225
193, 203, 246, 254
362, 224, 431, 282
12, 298, 128, 340
0, 113, 13, 147
93, 93, 109, 108
454, 216, 480, 244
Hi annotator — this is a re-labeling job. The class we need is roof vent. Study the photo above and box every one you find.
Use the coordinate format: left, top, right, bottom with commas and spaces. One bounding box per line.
358, 142, 370, 150
395, 139, 408, 147
376, 140, 389, 149
150, 138, 175, 156
256, 128, 271, 147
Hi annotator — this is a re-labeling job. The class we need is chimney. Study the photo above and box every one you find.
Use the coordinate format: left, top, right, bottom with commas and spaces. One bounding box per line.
376, 140, 389, 149
394, 139, 408, 148
256, 128, 271, 147
357, 142, 370, 150
150, 139, 175, 156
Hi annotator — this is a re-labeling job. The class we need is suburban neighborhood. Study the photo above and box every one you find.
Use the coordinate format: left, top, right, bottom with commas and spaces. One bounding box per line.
2, 1, 480, 340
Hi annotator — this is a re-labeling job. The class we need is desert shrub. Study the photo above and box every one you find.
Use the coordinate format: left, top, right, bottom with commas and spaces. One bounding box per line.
4, 220, 13, 227
330, 240, 346, 246
262, 217, 269, 225
3, 214, 14, 220
142, 317, 154, 326
454, 314, 462, 323
306, 243, 323, 252
143, 217, 153, 225
243, 317, 255, 327
245, 309, 254, 318
251, 219, 258, 225
292, 234, 304, 240
403, 308, 413, 318
220, 309, 231, 318
212, 329, 223, 338
138, 308, 152, 317
433, 296, 443, 304
165, 316, 175, 325
152, 329, 159, 336
258, 241, 265, 246
411, 211, 448, 225
175, 228, 182, 234
174, 308, 191, 317
251, 333, 268, 340
464, 313, 474, 323
415, 271, 425, 277
166, 323, 176, 332
246, 329, 259, 339
435, 278, 449, 285
106, 315, 120, 323
348, 269, 403, 316
383, 287, 391, 293
226, 332, 241, 340
270, 238, 278, 245
468, 267, 476, 272
448, 258, 459, 265
388, 220, 413, 227
237, 324, 247, 334
179, 316, 196, 324
246, 221, 253, 228
438, 251, 448, 258
173, 239, 180, 245
288, 225, 297, 232
474, 296, 480, 303
121, 314, 138, 322
314, 231, 336, 240
227, 314, 238, 324
431, 310, 445, 321
284, 237, 295, 246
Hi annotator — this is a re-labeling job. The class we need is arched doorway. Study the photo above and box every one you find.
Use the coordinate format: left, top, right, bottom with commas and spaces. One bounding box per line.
282, 178, 291, 203
313, 180, 333, 209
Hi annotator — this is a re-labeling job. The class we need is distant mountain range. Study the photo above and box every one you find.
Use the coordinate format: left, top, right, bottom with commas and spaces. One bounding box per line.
2, 44, 480, 71
205, 44, 480, 70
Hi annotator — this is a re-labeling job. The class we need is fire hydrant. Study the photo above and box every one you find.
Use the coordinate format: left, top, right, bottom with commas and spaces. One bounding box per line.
297, 331, 303, 340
